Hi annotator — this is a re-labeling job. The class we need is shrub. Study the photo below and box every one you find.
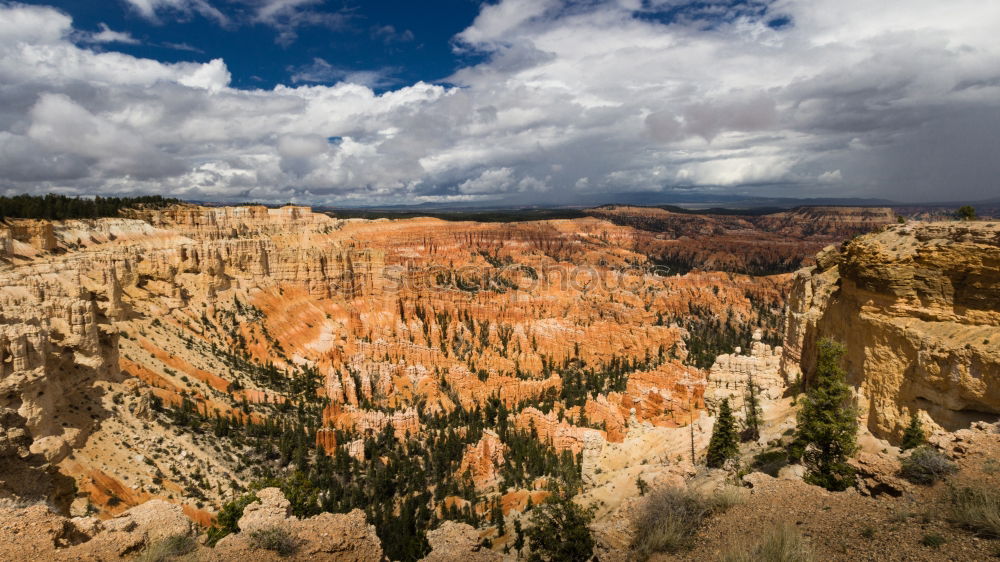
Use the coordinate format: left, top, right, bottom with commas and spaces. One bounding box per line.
524, 490, 595, 562
751, 449, 790, 477
248, 527, 298, 557
206, 492, 259, 545
631, 486, 742, 560
920, 533, 946, 548
949, 485, 1000, 538
721, 521, 814, 562
899, 447, 957, 485
138, 534, 197, 562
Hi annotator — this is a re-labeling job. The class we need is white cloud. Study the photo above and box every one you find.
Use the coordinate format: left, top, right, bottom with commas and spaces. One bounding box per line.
123, 0, 228, 25
1, 1, 999, 204
86, 23, 140, 45
236, 0, 351, 46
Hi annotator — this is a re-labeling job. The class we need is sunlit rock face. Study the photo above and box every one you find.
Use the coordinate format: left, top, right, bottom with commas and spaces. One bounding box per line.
782, 221, 1000, 440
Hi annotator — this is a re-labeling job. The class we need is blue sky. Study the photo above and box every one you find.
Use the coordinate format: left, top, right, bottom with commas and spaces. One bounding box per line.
1, 1, 998, 206
19, 0, 486, 91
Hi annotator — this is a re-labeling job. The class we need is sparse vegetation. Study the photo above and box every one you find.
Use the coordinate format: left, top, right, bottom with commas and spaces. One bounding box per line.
920, 533, 946, 548
899, 446, 956, 485
949, 485, 1000, 538
631, 486, 742, 559
721, 521, 814, 562
248, 527, 298, 557
138, 534, 197, 562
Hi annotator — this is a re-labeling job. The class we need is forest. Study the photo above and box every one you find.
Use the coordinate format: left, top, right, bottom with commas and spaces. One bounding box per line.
0, 194, 180, 220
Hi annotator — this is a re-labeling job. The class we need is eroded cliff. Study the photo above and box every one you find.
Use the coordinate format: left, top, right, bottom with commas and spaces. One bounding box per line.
782, 221, 1000, 439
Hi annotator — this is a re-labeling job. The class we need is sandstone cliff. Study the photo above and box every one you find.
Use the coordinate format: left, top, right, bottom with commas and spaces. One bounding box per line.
782, 221, 1000, 440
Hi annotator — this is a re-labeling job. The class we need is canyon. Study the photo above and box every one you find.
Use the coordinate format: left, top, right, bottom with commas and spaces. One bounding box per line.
0, 203, 996, 560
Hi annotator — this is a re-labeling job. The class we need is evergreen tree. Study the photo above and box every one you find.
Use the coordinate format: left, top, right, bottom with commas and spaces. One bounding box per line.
513, 519, 525, 558
900, 412, 925, 450
742, 372, 762, 442
790, 339, 858, 491
706, 398, 739, 468
524, 491, 594, 562
956, 205, 977, 221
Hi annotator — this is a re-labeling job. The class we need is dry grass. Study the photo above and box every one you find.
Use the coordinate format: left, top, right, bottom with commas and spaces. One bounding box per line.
631, 485, 744, 560
720, 521, 814, 562
949, 485, 1000, 538
248, 527, 298, 557
138, 534, 197, 562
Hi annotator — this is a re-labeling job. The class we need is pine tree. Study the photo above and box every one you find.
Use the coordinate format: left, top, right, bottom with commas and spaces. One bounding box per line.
524, 490, 595, 562
900, 412, 925, 450
706, 398, 739, 468
790, 339, 858, 491
742, 372, 762, 442
513, 519, 525, 558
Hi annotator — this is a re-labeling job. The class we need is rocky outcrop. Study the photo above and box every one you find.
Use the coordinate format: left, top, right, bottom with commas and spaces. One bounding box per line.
5, 219, 57, 252
215, 487, 385, 561
421, 521, 499, 562
0, 489, 385, 561
0, 267, 120, 465
515, 407, 606, 455
782, 221, 1000, 440
456, 430, 507, 490
706, 330, 784, 412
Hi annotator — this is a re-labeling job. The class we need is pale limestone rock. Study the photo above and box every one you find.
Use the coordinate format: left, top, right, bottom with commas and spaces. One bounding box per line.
238, 487, 293, 534
781, 221, 1000, 441
422, 521, 499, 562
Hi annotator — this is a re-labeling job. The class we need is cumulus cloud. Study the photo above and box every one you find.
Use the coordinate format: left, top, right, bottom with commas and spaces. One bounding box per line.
1, 1, 999, 204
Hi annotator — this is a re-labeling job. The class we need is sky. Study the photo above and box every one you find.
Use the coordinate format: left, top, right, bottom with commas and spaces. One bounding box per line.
0, 0, 998, 206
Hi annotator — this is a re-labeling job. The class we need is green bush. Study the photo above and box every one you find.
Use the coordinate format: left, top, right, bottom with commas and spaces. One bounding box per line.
248, 527, 298, 557
949, 485, 1000, 538
899, 447, 956, 485
206, 492, 259, 545
721, 521, 814, 562
751, 449, 790, 477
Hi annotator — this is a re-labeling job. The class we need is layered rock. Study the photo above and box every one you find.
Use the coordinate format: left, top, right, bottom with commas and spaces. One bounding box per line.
782, 221, 1000, 439
706, 330, 784, 412
0, 267, 120, 465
